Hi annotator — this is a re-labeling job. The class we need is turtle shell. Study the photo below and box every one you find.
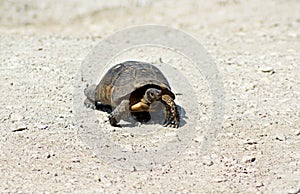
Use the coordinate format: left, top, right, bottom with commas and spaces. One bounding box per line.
95, 61, 175, 107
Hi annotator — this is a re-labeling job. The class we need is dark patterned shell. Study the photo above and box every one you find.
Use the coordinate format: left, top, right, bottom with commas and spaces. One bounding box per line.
95, 61, 174, 107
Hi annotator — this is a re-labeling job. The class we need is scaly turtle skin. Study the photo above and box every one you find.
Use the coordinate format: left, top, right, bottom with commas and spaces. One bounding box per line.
84, 61, 180, 128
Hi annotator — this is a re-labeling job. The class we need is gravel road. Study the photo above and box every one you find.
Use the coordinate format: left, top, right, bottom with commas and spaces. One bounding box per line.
0, 0, 299, 193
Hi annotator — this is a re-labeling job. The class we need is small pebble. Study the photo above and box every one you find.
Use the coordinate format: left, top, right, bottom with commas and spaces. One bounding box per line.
255, 182, 264, 188
131, 166, 137, 172
202, 155, 214, 166
275, 132, 286, 141
121, 133, 131, 137
287, 188, 300, 194
193, 136, 202, 143
242, 155, 256, 163
94, 175, 101, 182
292, 129, 300, 136
214, 177, 227, 183
244, 138, 258, 145
12, 122, 27, 132
37, 124, 48, 130
72, 158, 81, 163
260, 66, 274, 73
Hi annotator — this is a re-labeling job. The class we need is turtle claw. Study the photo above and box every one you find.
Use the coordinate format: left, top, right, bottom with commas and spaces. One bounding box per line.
108, 115, 122, 127
163, 119, 179, 128
84, 99, 96, 110
164, 123, 179, 128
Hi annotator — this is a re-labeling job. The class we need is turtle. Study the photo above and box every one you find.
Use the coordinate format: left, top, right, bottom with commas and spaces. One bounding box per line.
84, 61, 180, 128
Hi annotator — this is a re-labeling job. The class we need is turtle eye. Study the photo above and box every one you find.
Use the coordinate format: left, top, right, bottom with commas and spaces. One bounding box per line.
149, 91, 154, 98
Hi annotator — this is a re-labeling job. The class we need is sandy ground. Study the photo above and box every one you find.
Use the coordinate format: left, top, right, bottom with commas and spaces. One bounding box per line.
0, 0, 299, 193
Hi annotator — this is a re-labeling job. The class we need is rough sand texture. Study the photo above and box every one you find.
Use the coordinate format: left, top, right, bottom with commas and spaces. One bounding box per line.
0, 0, 299, 193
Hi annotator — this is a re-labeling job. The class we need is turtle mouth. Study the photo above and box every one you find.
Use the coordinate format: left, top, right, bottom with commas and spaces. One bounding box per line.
154, 91, 162, 100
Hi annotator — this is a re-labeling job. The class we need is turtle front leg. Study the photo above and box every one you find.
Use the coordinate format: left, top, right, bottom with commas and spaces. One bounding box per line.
108, 99, 130, 127
161, 94, 180, 128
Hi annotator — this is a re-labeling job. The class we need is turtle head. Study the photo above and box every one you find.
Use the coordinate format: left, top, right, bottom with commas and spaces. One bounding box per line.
144, 88, 162, 104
